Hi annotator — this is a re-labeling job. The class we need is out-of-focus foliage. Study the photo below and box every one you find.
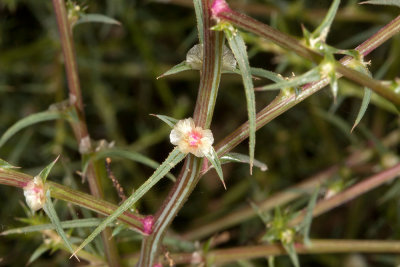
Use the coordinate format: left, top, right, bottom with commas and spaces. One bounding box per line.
0, 0, 399, 266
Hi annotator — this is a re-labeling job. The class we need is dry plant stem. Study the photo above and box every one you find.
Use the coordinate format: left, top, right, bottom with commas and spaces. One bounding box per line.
183, 129, 400, 240
52, 0, 119, 265
169, 240, 400, 264
215, 14, 400, 157
214, 7, 400, 104
183, 166, 339, 241
138, 0, 224, 265
290, 162, 400, 226
0, 169, 145, 233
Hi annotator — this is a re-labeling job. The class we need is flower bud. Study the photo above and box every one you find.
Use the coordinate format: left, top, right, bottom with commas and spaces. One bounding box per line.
23, 176, 46, 211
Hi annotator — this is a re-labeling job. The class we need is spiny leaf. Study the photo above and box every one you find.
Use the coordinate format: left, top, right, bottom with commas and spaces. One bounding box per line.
221, 152, 267, 171
224, 25, 256, 174
72, 148, 186, 257
256, 68, 321, 91
311, 0, 340, 41
43, 191, 79, 261
74, 14, 121, 27
351, 66, 373, 132
193, 0, 204, 44
351, 87, 371, 132
0, 158, 19, 169
151, 114, 178, 128
360, 0, 400, 7
205, 147, 226, 189
250, 67, 284, 83
37, 156, 59, 183
0, 110, 65, 148
82, 147, 177, 182
283, 242, 300, 267
1, 218, 106, 236
27, 244, 50, 265
302, 187, 320, 247
157, 61, 191, 79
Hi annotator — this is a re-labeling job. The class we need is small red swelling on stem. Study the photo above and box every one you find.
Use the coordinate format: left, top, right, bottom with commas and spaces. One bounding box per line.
141, 215, 155, 235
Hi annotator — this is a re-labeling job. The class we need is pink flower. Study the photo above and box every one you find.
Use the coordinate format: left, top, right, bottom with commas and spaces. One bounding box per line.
23, 176, 46, 211
170, 118, 214, 157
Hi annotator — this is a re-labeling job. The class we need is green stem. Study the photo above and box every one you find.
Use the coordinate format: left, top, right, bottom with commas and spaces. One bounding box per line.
214, 4, 400, 104
215, 14, 400, 157
290, 162, 400, 226
124, 239, 400, 265
138, 0, 224, 265
51, 0, 120, 265
0, 169, 145, 233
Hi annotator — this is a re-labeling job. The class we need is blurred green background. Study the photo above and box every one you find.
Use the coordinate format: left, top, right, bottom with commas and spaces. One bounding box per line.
0, 0, 399, 266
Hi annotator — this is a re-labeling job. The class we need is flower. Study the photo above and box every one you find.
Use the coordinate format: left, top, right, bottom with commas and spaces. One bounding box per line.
170, 118, 214, 157
23, 176, 46, 211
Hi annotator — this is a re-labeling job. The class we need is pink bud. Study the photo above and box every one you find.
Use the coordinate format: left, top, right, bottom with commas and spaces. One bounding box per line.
211, 0, 231, 18
153, 264, 162, 267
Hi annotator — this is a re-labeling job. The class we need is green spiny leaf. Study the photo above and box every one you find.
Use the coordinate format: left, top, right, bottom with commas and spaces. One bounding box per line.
193, 0, 204, 44
0, 110, 65, 148
43, 191, 78, 261
360, 0, 400, 7
224, 26, 256, 174
0, 158, 19, 169
151, 114, 178, 128
37, 156, 59, 183
72, 147, 186, 257
1, 218, 106, 236
311, 0, 340, 42
221, 152, 267, 171
250, 67, 284, 83
157, 61, 191, 79
27, 244, 50, 265
74, 14, 121, 27
302, 187, 320, 247
351, 87, 371, 132
82, 147, 177, 182
256, 68, 321, 91
283, 242, 300, 267
205, 147, 225, 189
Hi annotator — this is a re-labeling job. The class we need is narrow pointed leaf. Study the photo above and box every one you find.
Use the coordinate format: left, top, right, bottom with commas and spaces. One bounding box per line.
312, 0, 340, 41
193, 0, 204, 44
151, 114, 178, 128
257, 68, 321, 91
302, 187, 320, 246
82, 147, 177, 182
74, 14, 121, 27
37, 156, 59, 183
224, 26, 256, 174
157, 61, 191, 79
72, 148, 185, 257
329, 71, 338, 101
360, 0, 400, 7
205, 147, 225, 189
221, 152, 267, 171
351, 87, 371, 132
1, 218, 106, 235
250, 67, 284, 83
43, 191, 78, 260
0, 158, 19, 169
0, 110, 65, 148
27, 244, 50, 265
283, 243, 300, 267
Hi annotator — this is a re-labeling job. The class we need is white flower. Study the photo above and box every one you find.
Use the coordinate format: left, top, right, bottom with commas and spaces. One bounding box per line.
23, 176, 46, 211
170, 118, 214, 157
